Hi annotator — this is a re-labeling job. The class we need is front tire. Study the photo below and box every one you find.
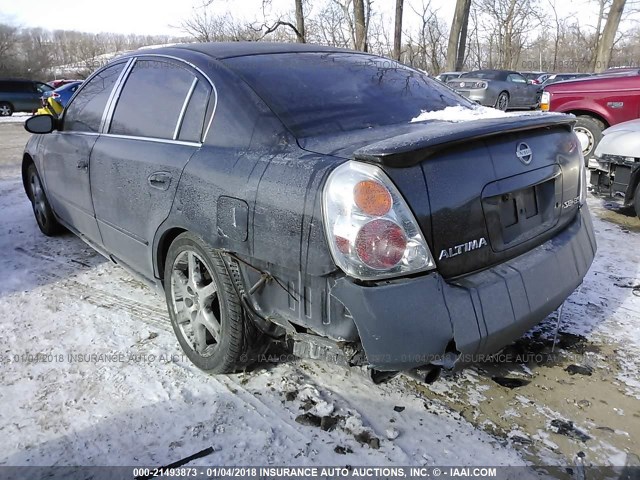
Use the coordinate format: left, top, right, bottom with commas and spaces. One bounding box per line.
26, 164, 63, 236
634, 183, 640, 220
574, 116, 604, 162
164, 232, 257, 373
495, 92, 509, 111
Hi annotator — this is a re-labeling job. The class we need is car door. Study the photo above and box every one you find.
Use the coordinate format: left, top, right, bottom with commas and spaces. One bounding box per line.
90, 57, 212, 279
507, 73, 527, 106
42, 61, 129, 245
8, 82, 34, 112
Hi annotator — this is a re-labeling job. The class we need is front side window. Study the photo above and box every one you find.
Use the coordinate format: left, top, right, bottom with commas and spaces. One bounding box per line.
35, 82, 53, 93
64, 62, 126, 133
109, 59, 199, 140
508, 74, 527, 84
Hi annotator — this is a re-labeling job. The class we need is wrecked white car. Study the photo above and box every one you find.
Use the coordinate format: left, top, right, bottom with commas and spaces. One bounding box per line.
590, 119, 640, 218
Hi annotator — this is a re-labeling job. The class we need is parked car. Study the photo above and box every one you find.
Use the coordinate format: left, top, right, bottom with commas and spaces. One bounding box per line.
540, 70, 640, 161
540, 73, 592, 88
0, 79, 53, 116
521, 71, 550, 85
436, 71, 464, 83
590, 119, 640, 218
447, 70, 542, 111
22, 43, 596, 380
41, 81, 83, 109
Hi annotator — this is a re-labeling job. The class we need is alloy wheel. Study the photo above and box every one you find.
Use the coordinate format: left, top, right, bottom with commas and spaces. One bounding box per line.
496, 93, 509, 111
0, 104, 11, 116
30, 171, 48, 228
170, 250, 222, 357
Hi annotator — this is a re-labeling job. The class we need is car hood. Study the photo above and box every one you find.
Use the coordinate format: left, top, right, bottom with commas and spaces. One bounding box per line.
602, 118, 640, 135
595, 124, 640, 158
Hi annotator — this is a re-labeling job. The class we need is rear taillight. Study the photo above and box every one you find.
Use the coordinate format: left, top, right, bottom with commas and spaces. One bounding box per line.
323, 161, 436, 280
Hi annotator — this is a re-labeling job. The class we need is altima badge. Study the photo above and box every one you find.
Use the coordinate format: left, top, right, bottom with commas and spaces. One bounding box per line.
439, 237, 488, 261
516, 142, 533, 165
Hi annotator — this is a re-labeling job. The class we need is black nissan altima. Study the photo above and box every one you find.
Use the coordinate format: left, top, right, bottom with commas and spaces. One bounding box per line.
22, 43, 596, 380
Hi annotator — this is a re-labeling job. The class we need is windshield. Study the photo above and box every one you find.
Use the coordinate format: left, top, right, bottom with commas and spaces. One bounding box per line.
224, 52, 472, 137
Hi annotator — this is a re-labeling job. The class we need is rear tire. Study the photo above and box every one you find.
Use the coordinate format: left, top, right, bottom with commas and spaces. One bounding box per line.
0, 102, 13, 117
495, 92, 509, 111
164, 232, 258, 373
574, 116, 604, 163
26, 164, 63, 236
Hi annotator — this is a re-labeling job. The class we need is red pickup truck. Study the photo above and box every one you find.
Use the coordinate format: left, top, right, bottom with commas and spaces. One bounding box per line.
540, 70, 640, 160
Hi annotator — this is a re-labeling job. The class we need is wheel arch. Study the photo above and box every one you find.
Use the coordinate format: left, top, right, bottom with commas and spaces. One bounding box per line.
155, 226, 188, 284
564, 110, 610, 129
22, 153, 35, 200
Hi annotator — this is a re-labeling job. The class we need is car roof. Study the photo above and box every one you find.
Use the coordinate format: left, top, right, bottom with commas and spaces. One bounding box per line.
170, 42, 359, 59
0, 78, 38, 83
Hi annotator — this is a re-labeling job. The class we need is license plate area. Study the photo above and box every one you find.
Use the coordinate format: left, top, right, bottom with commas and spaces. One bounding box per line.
482, 165, 562, 252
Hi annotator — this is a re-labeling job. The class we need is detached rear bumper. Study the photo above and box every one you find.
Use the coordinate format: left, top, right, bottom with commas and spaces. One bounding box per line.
330, 206, 597, 371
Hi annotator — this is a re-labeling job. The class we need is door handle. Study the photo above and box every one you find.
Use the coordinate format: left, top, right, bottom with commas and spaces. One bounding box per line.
77, 160, 88, 171
148, 172, 172, 191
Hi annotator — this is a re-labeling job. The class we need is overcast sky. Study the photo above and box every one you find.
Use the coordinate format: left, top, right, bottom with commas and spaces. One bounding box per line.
0, 0, 637, 37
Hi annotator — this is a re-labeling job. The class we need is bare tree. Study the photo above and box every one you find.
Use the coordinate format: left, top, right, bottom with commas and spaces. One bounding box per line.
547, 0, 563, 71
594, 0, 627, 71
475, 0, 542, 70
354, 0, 367, 51
393, 0, 404, 60
446, 0, 471, 71
295, 0, 306, 43
254, 0, 306, 42
405, 1, 446, 73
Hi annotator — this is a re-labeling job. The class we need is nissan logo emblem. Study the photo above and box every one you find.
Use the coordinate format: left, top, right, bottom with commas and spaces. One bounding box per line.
516, 142, 533, 165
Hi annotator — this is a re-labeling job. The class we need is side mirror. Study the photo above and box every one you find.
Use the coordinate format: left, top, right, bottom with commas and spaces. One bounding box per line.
25, 114, 56, 134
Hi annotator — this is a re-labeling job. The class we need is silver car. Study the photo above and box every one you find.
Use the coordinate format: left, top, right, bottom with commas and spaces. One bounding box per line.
447, 70, 541, 111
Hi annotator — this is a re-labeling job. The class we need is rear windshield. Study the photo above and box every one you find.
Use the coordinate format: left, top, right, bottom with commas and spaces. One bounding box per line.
461, 71, 503, 80
224, 52, 471, 137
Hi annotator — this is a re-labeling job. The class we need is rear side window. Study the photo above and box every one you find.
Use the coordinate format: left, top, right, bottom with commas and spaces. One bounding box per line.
177, 80, 211, 142
0, 82, 31, 93
64, 62, 126, 133
110, 59, 199, 140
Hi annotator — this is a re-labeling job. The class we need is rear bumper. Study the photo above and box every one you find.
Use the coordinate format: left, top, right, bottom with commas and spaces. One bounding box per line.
330, 206, 597, 371
454, 89, 493, 105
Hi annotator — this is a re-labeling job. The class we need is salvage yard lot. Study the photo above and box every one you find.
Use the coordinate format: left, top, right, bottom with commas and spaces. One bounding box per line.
0, 123, 639, 469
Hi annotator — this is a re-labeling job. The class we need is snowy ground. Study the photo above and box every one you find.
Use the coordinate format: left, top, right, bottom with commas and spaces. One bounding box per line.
0, 124, 638, 470
0, 113, 30, 124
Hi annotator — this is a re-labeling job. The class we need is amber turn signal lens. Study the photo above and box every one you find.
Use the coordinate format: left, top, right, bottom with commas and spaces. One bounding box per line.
353, 180, 392, 216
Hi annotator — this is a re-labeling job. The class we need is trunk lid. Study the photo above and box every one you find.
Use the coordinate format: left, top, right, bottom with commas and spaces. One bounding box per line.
301, 114, 583, 279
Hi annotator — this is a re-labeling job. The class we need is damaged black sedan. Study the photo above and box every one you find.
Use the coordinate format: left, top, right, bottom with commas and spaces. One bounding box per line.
22, 43, 596, 380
